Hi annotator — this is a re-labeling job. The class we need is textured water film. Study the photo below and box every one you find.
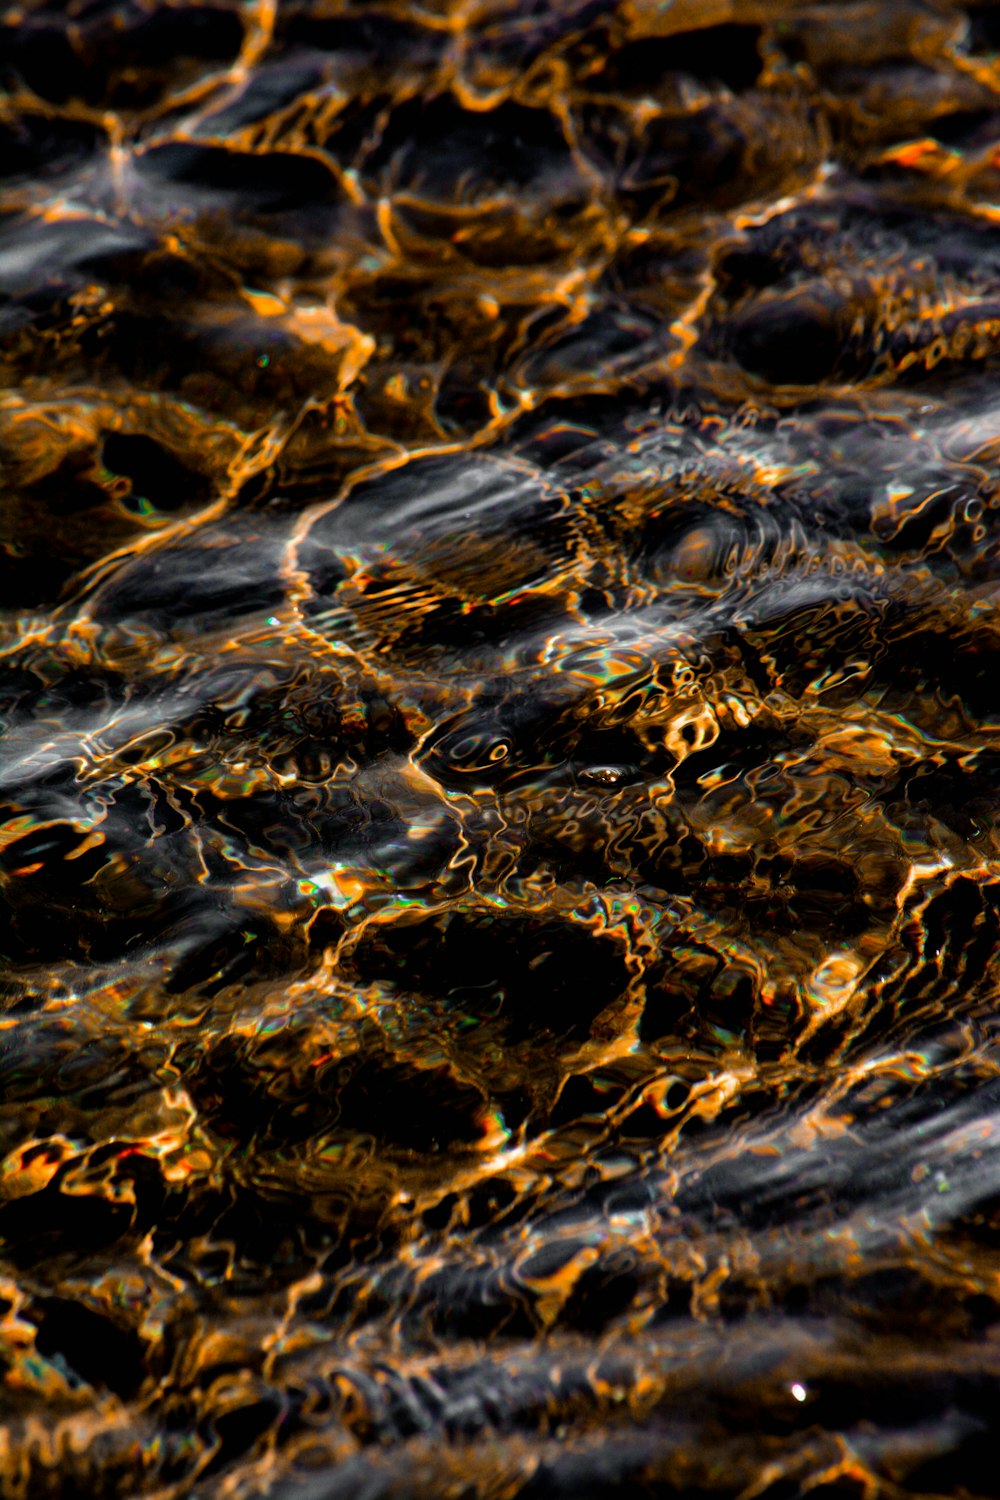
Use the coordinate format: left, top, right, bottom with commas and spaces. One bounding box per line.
4, 1, 1000, 1495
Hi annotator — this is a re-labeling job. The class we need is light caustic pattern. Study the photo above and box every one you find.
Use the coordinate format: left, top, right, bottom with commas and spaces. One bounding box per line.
4, 1, 1000, 1495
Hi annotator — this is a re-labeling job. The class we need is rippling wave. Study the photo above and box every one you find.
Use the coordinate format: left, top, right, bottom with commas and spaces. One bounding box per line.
4, 2, 1000, 1495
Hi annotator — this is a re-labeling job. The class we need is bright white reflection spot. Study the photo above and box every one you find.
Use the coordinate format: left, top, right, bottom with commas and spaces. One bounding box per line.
791, 1383, 807, 1403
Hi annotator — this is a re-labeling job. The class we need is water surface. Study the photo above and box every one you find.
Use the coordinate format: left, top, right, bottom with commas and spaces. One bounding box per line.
3, 2, 1000, 1495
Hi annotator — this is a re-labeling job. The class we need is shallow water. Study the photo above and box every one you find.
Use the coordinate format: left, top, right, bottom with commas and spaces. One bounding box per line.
3, 2, 1000, 1495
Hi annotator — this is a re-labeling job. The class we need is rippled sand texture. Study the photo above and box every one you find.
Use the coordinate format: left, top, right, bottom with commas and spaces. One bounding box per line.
5, 1, 1000, 1495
